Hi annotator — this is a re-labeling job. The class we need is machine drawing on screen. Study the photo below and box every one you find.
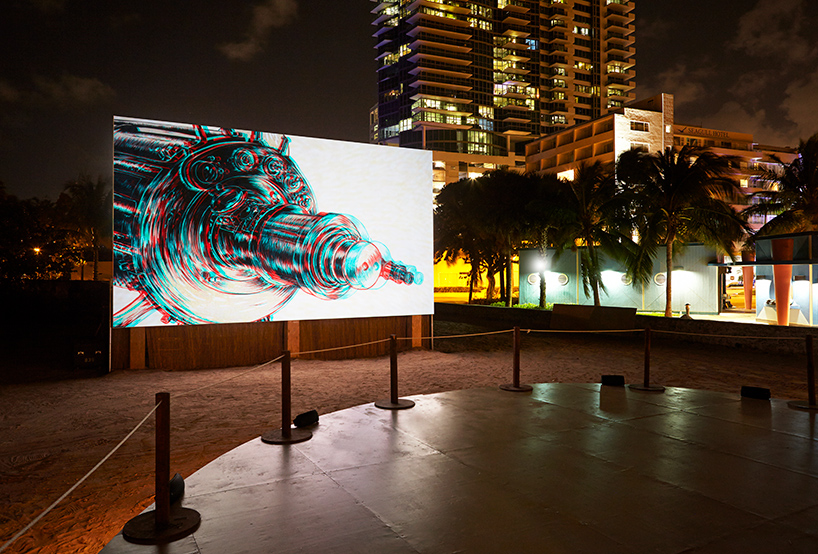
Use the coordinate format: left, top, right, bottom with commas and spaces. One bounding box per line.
113, 117, 428, 327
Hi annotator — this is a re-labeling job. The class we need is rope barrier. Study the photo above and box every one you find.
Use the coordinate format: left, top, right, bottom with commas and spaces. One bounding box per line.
422, 329, 513, 340
651, 329, 806, 340
0, 402, 162, 554
526, 328, 643, 334
294, 337, 391, 356
174, 354, 285, 399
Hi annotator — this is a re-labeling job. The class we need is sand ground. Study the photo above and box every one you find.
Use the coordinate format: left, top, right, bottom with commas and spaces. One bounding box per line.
0, 321, 812, 554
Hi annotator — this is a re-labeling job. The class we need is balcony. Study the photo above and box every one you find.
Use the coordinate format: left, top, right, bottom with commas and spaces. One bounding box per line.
495, 99, 534, 111
605, 42, 635, 56
409, 45, 472, 65
410, 35, 471, 54
412, 104, 472, 117
407, 21, 472, 42
605, 0, 634, 14
497, 89, 531, 100
502, 26, 531, 38
407, 9, 472, 30
501, 39, 531, 51
409, 61, 472, 80
501, 64, 531, 76
406, 0, 471, 16
497, 49, 531, 63
501, 0, 530, 14
604, 12, 633, 32
503, 14, 530, 26
606, 52, 633, 64
410, 91, 473, 104
410, 73, 472, 91
605, 74, 634, 89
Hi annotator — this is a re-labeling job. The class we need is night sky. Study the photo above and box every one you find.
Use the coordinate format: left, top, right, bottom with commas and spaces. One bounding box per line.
1, 0, 817, 200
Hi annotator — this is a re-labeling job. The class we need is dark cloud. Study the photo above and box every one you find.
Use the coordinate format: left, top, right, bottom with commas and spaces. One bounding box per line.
219, 0, 298, 61
0, 81, 23, 103
30, 74, 116, 108
27, 0, 66, 13
638, 63, 716, 110
0, 74, 114, 109
729, 0, 817, 65
781, 69, 818, 142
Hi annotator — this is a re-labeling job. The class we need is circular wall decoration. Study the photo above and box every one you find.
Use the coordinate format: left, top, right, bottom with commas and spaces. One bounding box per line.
621, 274, 633, 286
654, 272, 667, 286
556, 273, 569, 286
527, 273, 540, 286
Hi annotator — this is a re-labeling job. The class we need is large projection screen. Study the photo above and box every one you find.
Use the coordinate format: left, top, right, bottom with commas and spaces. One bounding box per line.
112, 116, 433, 327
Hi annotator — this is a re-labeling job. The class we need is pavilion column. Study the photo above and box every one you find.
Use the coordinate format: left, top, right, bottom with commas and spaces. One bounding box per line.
772, 238, 794, 326
742, 250, 755, 312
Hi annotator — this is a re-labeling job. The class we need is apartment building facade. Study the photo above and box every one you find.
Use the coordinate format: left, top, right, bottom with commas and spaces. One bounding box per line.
525, 93, 797, 231
370, 0, 636, 191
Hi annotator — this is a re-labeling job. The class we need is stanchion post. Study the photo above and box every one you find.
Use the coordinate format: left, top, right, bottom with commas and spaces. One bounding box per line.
262, 351, 313, 444
122, 393, 200, 544
808, 335, 816, 407
500, 326, 532, 392
155, 392, 170, 528
390, 334, 399, 404
282, 351, 292, 440
376, 335, 415, 409
629, 326, 664, 392
644, 327, 651, 387
789, 335, 818, 410
513, 326, 521, 387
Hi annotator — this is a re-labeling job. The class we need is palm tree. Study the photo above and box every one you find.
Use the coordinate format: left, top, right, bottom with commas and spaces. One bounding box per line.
58, 175, 112, 281
522, 172, 573, 308
561, 161, 634, 305
743, 132, 818, 236
618, 146, 748, 317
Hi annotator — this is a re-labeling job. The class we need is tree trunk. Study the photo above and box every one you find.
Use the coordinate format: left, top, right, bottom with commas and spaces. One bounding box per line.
92, 229, 99, 281
486, 272, 496, 300
588, 242, 601, 306
537, 233, 547, 308
499, 265, 506, 304
506, 249, 513, 307
665, 242, 673, 317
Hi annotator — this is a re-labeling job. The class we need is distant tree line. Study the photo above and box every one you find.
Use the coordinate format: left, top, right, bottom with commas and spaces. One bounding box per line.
435, 132, 818, 317
0, 176, 112, 281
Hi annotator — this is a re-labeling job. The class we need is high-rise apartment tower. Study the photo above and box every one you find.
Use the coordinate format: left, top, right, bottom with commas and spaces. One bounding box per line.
371, 0, 636, 160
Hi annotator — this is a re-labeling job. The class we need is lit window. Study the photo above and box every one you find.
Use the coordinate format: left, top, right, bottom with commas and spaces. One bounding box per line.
630, 121, 649, 132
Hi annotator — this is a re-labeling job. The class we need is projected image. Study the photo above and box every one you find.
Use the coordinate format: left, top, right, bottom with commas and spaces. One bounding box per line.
113, 117, 432, 327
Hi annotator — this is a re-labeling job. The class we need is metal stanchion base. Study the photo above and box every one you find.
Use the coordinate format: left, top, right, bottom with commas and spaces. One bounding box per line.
261, 427, 313, 445
499, 384, 533, 392
122, 506, 201, 544
628, 384, 666, 392
375, 398, 415, 410
787, 400, 818, 411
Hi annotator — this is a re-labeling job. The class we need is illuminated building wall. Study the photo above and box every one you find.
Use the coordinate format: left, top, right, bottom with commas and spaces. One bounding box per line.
526, 92, 672, 175
519, 245, 720, 314
371, 0, 636, 180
